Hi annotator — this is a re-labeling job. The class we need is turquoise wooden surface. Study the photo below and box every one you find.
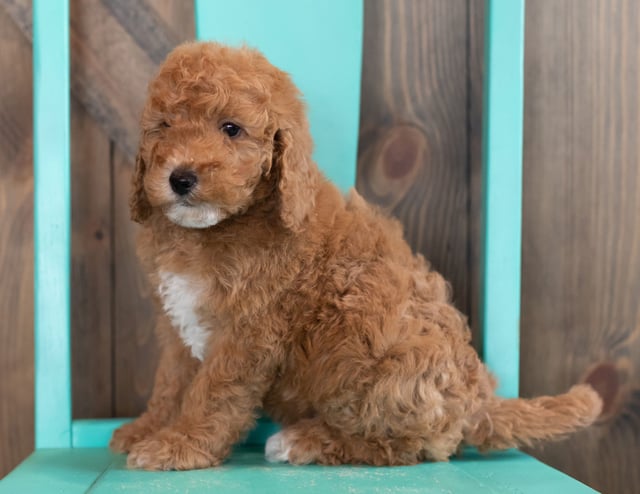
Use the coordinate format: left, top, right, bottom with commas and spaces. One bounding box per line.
0, 447, 597, 494
33, 0, 72, 448
195, 0, 363, 191
480, 0, 525, 398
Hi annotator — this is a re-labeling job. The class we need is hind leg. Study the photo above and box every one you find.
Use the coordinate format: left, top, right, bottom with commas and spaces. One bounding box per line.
265, 417, 426, 466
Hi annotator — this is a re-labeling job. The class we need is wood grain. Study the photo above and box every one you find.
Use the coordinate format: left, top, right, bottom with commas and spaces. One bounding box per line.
111, 0, 195, 416
2, 0, 185, 161
149, 0, 195, 39
521, 1, 640, 492
69, 0, 156, 158
103, 0, 192, 65
0, 0, 196, 444
467, 0, 484, 348
358, 0, 471, 316
0, 5, 34, 478
112, 148, 158, 416
70, 95, 113, 419
66, 0, 157, 419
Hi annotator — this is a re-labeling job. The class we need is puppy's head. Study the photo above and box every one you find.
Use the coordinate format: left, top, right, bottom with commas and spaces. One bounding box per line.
131, 42, 317, 230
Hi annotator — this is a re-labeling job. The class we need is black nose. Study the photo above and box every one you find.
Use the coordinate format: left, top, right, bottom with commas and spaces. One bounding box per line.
169, 169, 198, 196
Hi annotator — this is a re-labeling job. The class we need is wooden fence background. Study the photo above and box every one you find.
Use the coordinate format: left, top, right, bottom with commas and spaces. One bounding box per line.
0, 1, 638, 493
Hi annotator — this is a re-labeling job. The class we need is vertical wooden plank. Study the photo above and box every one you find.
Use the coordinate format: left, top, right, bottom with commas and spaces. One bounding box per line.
468, 0, 485, 348
112, 0, 195, 416
112, 148, 158, 416
70, 95, 113, 419
522, 1, 640, 492
358, 0, 471, 316
0, 7, 34, 478
69, 0, 148, 420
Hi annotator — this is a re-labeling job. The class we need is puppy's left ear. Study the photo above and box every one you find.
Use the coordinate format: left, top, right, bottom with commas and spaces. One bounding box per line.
130, 152, 151, 223
272, 113, 319, 232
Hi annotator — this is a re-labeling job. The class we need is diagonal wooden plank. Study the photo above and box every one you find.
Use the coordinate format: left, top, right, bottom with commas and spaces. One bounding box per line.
67, 0, 154, 159
1, 0, 191, 161
101, 0, 179, 65
0, 0, 30, 34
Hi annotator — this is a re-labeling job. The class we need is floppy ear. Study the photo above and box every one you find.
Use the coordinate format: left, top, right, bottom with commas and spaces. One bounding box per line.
273, 118, 319, 232
129, 152, 151, 223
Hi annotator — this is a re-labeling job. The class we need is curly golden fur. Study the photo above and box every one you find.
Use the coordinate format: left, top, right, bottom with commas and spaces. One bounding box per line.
110, 42, 602, 470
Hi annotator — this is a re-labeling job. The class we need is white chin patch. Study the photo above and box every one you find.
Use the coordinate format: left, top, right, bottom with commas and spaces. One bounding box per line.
165, 203, 224, 228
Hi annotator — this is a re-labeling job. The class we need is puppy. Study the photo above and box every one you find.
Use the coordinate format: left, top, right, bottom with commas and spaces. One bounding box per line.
110, 42, 602, 470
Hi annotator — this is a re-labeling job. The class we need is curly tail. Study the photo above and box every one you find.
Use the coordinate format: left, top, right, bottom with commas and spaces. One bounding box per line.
464, 384, 602, 451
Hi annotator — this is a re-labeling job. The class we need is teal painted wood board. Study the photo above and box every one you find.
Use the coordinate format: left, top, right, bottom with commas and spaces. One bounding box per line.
0, 447, 597, 494
33, 0, 73, 449
480, 0, 525, 398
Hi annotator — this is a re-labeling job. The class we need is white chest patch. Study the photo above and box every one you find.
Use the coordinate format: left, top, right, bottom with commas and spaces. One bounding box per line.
157, 271, 209, 361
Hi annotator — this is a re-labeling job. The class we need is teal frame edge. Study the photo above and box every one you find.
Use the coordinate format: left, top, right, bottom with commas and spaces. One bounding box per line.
194, 0, 363, 190
481, 0, 526, 398
33, 0, 72, 448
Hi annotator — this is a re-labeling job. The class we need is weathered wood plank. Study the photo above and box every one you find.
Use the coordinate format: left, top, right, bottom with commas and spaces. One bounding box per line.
0, 6, 34, 478
111, 0, 195, 416
112, 149, 158, 416
357, 0, 470, 315
468, 0, 484, 347
69, 0, 156, 158
69, 96, 113, 419
103, 0, 192, 65
521, 1, 640, 493
150, 0, 195, 39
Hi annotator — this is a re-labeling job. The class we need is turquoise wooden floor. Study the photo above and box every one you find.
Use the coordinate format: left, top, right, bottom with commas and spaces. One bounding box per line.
1, 446, 596, 493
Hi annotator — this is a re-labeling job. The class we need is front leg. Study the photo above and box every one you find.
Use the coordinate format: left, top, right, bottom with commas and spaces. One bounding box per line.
127, 330, 280, 470
110, 314, 200, 453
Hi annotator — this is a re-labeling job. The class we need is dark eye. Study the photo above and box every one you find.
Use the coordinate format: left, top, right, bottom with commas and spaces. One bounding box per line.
160, 121, 171, 128
221, 122, 242, 138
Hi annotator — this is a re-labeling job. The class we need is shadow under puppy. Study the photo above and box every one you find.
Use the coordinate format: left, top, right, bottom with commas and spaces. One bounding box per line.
110, 42, 602, 470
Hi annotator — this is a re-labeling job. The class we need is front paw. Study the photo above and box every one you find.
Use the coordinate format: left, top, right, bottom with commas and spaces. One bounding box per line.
110, 419, 157, 453
127, 428, 221, 471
